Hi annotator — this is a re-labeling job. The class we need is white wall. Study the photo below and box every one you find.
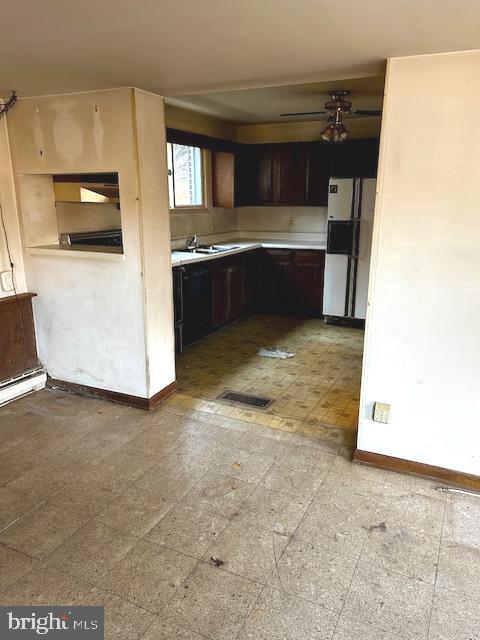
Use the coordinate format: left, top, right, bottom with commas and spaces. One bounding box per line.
7, 88, 175, 399
0, 118, 26, 297
358, 50, 480, 476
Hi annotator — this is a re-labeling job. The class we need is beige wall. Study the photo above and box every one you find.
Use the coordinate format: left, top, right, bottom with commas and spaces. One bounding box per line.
132, 88, 175, 396
238, 206, 327, 242
56, 202, 121, 234
238, 118, 381, 144
0, 118, 26, 297
170, 208, 238, 244
166, 102, 381, 144
358, 50, 480, 476
165, 104, 237, 141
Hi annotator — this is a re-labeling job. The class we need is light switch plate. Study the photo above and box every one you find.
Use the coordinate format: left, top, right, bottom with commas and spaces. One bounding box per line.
0, 270, 14, 292
373, 402, 390, 424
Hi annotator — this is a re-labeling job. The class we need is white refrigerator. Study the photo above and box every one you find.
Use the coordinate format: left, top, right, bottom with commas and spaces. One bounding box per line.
323, 177, 376, 322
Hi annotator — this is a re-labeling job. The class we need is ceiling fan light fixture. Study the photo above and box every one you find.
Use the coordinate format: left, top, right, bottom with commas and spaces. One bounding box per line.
321, 121, 348, 143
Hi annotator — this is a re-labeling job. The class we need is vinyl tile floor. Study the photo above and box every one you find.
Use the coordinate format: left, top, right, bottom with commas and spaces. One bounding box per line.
173, 315, 364, 448
1, 389, 479, 639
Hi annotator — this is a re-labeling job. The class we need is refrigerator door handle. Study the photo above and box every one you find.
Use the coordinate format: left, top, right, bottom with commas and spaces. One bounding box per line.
352, 219, 361, 259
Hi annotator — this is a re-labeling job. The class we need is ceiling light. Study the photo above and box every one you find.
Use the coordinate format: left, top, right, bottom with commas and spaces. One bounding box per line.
321, 119, 348, 143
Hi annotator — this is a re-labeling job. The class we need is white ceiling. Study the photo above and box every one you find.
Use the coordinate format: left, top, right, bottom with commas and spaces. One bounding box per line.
1, 0, 479, 101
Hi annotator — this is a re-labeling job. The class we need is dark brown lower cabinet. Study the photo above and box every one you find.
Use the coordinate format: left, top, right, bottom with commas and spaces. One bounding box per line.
260, 250, 294, 314
292, 251, 325, 316
212, 256, 245, 328
260, 249, 325, 317
174, 248, 325, 353
244, 250, 260, 313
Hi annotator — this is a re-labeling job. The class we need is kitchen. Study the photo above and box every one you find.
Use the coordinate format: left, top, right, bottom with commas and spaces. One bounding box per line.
166, 86, 380, 445
1, 82, 380, 448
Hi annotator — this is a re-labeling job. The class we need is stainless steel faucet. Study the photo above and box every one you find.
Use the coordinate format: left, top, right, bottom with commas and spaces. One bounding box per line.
186, 234, 200, 250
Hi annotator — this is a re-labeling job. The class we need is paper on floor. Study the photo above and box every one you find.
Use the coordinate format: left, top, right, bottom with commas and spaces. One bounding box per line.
257, 347, 295, 359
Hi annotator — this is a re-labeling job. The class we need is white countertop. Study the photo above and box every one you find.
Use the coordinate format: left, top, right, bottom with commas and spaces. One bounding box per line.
171, 238, 326, 267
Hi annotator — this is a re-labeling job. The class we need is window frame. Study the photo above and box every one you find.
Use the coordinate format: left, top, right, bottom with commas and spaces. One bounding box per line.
167, 142, 208, 211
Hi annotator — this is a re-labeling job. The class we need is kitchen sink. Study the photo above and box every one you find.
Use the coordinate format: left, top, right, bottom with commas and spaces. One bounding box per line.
186, 244, 240, 254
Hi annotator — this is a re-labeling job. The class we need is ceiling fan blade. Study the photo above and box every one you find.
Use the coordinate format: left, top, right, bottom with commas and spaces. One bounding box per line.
280, 111, 327, 117
352, 109, 382, 116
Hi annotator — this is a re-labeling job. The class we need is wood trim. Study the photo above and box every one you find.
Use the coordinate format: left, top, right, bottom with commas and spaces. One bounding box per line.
0, 292, 37, 304
147, 382, 177, 410
47, 378, 176, 411
353, 449, 480, 492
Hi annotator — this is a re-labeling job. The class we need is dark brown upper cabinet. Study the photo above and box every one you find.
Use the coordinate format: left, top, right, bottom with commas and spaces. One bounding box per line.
276, 145, 309, 205
255, 146, 275, 204
242, 142, 333, 207
330, 138, 380, 179
252, 144, 309, 206
211, 138, 379, 209
306, 143, 330, 206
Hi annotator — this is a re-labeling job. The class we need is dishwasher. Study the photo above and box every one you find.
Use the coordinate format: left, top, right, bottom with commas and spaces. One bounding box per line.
181, 263, 212, 348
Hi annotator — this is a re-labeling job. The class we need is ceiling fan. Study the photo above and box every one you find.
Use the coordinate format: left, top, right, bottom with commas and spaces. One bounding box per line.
280, 91, 381, 142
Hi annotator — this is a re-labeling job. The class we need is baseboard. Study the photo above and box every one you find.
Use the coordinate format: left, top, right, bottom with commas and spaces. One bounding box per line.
47, 378, 176, 411
353, 449, 480, 491
324, 316, 365, 329
147, 382, 177, 410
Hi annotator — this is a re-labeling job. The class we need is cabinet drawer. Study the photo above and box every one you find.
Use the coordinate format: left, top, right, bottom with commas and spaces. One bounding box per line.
294, 250, 326, 264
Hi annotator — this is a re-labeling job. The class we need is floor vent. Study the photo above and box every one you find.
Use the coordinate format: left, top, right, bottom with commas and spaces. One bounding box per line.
218, 390, 273, 409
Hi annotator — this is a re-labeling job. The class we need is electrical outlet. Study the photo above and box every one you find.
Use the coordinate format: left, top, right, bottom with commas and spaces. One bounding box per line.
373, 402, 390, 424
0, 270, 14, 292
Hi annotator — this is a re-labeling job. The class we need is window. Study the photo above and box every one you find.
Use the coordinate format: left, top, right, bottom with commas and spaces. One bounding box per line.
167, 143, 204, 208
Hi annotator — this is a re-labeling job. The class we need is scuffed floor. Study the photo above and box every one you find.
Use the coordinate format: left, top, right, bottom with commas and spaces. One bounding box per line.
1, 389, 479, 639
174, 315, 363, 447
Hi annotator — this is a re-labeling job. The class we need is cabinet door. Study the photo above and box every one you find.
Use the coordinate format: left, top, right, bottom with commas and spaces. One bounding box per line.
260, 250, 294, 314
331, 139, 379, 178
306, 143, 330, 206
212, 260, 229, 328
292, 251, 325, 316
172, 266, 186, 327
211, 151, 234, 208
244, 250, 259, 312
275, 145, 308, 205
235, 145, 256, 206
255, 147, 275, 204
228, 260, 245, 320
182, 265, 212, 346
